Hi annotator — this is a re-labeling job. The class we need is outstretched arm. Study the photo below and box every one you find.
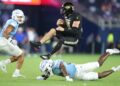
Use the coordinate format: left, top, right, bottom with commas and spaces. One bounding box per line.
60, 62, 69, 76
60, 62, 73, 82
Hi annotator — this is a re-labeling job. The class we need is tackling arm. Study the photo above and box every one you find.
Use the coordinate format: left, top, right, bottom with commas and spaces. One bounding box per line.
60, 62, 69, 76
60, 62, 73, 82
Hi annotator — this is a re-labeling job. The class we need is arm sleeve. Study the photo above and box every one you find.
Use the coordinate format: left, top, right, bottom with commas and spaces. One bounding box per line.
9, 21, 17, 28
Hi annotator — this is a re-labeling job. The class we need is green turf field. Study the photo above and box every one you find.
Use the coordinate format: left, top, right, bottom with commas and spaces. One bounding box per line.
0, 54, 120, 86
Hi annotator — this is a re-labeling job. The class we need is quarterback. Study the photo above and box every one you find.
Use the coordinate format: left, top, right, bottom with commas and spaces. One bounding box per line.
37, 48, 120, 81
30, 2, 83, 59
0, 9, 25, 77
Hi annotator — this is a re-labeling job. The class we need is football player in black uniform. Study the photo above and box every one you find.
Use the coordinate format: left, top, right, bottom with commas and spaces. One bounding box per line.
30, 2, 83, 59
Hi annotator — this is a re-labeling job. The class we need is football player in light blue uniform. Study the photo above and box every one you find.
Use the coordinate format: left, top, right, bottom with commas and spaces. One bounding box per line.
52, 60, 76, 78
0, 19, 18, 38
37, 49, 120, 82
0, 9, 25, 77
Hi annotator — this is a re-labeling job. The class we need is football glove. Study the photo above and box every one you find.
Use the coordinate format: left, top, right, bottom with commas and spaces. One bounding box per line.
30, 41, 41, 49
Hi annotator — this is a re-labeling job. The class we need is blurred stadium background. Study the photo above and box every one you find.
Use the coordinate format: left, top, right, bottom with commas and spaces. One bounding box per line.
0, 0, 120, 86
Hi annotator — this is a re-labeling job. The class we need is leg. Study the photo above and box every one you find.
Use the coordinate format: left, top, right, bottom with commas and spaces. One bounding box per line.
77, 66, 120, 81
40, 28, 56, 44
75, 62, 100, 72
77, 70, 114, 80
2, 53, 24, 77
74, 62, 100, 80
0, 39, 25, 77
98, 52, 110, 67
12, 53, 24, 77
40, 39, 63, 59
16, 53, 24, 70
98, 70, 114, 79
98, 48, 120, 66
50, 39, 63, 55
30, 28, 56, 48
98, 65, 120, 79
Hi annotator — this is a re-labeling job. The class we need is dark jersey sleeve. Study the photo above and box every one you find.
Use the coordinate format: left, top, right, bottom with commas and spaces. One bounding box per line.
71, 12, 82, 29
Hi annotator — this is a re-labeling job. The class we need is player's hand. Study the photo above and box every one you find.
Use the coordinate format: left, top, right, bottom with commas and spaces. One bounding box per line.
36, 76, 44, 80
30, 41, 41, 48
65, 76, 73, 82
56, 19, 64, 26
56, 26, 64, 31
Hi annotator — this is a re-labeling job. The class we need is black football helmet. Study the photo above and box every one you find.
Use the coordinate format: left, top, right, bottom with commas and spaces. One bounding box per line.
61, 2, 74, 16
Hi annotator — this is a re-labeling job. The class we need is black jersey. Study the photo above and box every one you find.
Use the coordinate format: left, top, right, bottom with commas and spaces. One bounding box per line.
56, 12, 82, 39
64, 12, 82, 30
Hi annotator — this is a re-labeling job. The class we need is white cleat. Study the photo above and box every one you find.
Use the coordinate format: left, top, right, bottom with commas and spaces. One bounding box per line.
12, 72, 25, 78
0, 60, 7, 73
106, 48, 120, 55
112, 65, 120, 72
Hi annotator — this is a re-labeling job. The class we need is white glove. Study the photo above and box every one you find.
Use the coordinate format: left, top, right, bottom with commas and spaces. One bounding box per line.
36, 76, 44, 80
65, 76, 73, 82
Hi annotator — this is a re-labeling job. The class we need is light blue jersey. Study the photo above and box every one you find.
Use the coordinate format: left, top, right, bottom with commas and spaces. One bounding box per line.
52, 60, 76, 78
0, 19, 19, 38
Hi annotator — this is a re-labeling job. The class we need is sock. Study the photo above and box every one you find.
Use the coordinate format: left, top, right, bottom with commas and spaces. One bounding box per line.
4, 59, 11, 65
50, 40, 63, 55
14, 69, 20, 74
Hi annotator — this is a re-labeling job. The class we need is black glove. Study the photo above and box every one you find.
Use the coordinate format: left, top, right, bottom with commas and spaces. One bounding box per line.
30, 41, 41, 48
40, 54, 51, 60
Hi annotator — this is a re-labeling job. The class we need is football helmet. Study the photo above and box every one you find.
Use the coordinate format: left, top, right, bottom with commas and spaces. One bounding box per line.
61, 2, 74, 15
40, 60, 53, 74
11, 9, 25, 24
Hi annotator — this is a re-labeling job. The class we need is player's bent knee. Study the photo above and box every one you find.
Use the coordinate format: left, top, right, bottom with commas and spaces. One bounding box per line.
16, 49, 23, 57
14, 48, 25, 59
17, 52, 24, 63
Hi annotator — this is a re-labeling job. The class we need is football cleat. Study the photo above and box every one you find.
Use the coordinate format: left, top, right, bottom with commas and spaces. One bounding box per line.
40, 54, 51, 60
112, 65, 120, 72
106, 48, 120, 55
0, 60, 7, 73
12, 72, 25, 78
